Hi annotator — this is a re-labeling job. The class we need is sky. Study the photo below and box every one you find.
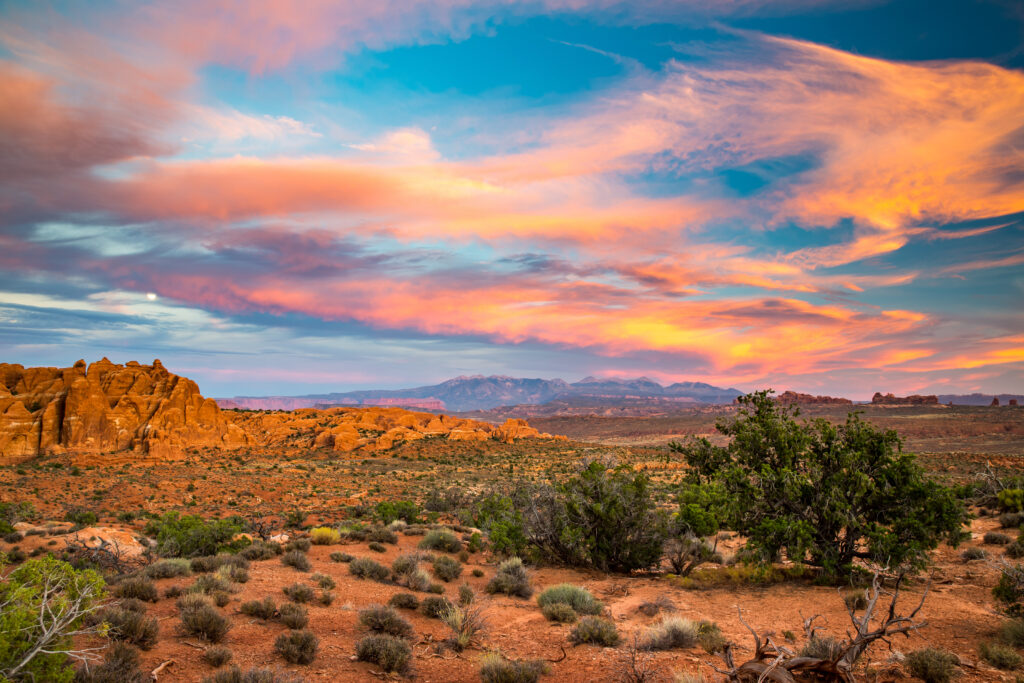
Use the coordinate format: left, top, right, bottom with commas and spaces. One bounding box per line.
1, 0, 1022, 399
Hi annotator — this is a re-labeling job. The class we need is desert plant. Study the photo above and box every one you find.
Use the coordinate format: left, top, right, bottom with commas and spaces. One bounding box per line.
441, 604, 486, 651
240, 597, 277, 620
536, 584, 602, 615
358, 605, 414, 638
486, 557, 532, 598
986, 532, 1013, 545
349, 557, 390, 582
280, 550, 311, 572
309, 527, 340, 545
433, 555, 462, 582
695, 621, 726, 654
980, 640, 1021, 670
284, 538, 312, 553
904, 648, 959, 682
177, 592, 213, 612
639, 617, 697, 650
278, 602, 308, 629
1000, 489, 1024, 512
189, 574, 231, 595
201, 665, 305, 683
376, 501, 421, 525
994, 562, 1024, 615
389, 593, 420, 610
329, 552, 353, 563
541, 603, 577, 623
419, 529, 462, 553
459, 583, 475, 606
570, 616, 620, 646
355, 634, 412, 674
114, 577, 158, 603
220, 565, 249, 584
97, 606, 158, 650
368, 541, 387, 553
799, 635, 845, 660
420, 596, 454, 619
275, 629, 318, 665
671, 391, 966, 577
143, 558, 192, 579
73, 642, 146, 683
664, 535, 720, 577
311, 572, 335, 589
203, 645, 233, 667
144, 513, 247, 558
478, 653, 548, 683
962, 547, 987, 561
318, 590, 335, 606
180, 602, 231, 642
1001, 618, 1024, 647
1001, 513, 1024, 528
239, 542, 281, 561
282, 583, 315, 603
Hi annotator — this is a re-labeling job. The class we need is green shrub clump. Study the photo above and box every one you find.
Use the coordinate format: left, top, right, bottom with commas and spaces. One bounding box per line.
282, 583, 315, 603
143, 558, 192, 579
536, 584, 602, 616
569, 616, 620, 646
433, 555, 463, 582
280, 550, 312, 572
115, 576, 158, 602
240, 597, 277, 620
145, 512, 248, 558
389, 593, 420, 610
486, 558, 532, 598
355, 634, 412, 674
479, 654, 548, 683
419, 529, 462, 553
980, 641, 1022, 670
349, 557, 391, 582
904, 648, 959, 683
275, 629, 319, 665
278, 603, 309, 629
358, 605, 414, 638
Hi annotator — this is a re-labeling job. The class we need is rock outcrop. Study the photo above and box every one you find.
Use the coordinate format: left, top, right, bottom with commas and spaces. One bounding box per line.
776, 391, 853, 405
228, 407, 555, 455
0, 358, 247, 461
871, 392, 939, 405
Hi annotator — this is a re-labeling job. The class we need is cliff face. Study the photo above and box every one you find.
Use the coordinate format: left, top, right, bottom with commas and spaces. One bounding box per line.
871, 392, 939, 405
776, 390, 852, 405
0, 358, 247, 461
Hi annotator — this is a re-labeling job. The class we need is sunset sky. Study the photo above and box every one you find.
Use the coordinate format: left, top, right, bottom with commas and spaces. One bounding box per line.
1, 0, 1022, 398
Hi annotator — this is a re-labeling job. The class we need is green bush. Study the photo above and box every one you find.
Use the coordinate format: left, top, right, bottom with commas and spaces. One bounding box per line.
1001, 513, 1024, 528
458, 583, 474, 606
145, 513, 248, 558
981, 641, 1022, 670
569, 616, 619, 646
1001, 618, 1024, 647
1000, 490, 1024, 512
639, 617, 697, 650
358, 605, 414, 638
541, 602, 577, 623
536, 584, 602, 615
280, 550, 311, 572
432, 556, 462, 582
284, 538, 312, 553
355, 634, 411, 674
671, 391, 966, 577
467, 493, 529, 558
98, 605, 159, 650
419, 529, 462, 553
486, 557, 532, 598
904, 648, 958, 683
376, 501, 420, 525
143, 558, 192, 579
330, 552, 353, 563
115, 577, 158, 602
278, 603, 308, 629
64, 509, 99, 528
180, 602, 231, 643
239, 541, 281, 561
188, 574, 230, 595
696, 621, 727, 653
368, 541, 387, 553
367, 527, 398, 545
275, 629, 318, 665
419, 596, 454, 619
479, 653, 548, 683
349, 557, 390, 582
994, 563, 1024, 616
240, 597, 277, 620
389, 593, 420, 610
73, 642, 146, 683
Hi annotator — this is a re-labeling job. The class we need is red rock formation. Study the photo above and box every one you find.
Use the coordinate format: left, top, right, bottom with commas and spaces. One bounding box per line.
1011, 399, 1019, 407
871, 392, 939, 405
776, 390, 852, 405
0, 359, 247, 462
991, 397, 1001, 407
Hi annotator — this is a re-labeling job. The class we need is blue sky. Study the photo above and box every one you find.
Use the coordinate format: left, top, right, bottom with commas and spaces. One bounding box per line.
0, 0, 1022, 398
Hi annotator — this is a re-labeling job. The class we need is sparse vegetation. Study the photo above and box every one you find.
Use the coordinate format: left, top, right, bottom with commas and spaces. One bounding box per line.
638, 617, 697, 650
349, 557, 391, 582
310, 526, 340, 545
479, 653, 548, 683
980, 640, 1021, 669
203, 645, 233, 667
433, 555, 462, 582
145, 512, 247, 558
441, 604, 486, 651
275, 629, 318, 665
143, 558, 192, 579
359, 604, 414, 638
180, 601, 231, 642
355, 634, 412, 674
389, 593, 420, 610
419, 529, 462, 553
280, 550, 311, 571
536, 584, 602, 616
114, 577, 158, 603
420, 595, 454, 619
486, 557, 532, 598
904, 648, 959, 683
569, 616, 620, 646
282, 582, 315, 603
241, 597, 277, 620
278, 602, 309, 629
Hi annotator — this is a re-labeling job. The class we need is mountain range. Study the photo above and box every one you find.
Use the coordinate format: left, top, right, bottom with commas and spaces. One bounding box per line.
215, 375, 744, 412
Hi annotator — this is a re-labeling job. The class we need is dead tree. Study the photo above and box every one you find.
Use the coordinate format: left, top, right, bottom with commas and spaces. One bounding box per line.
62, 534, 144, 577
708, 572, 929, 682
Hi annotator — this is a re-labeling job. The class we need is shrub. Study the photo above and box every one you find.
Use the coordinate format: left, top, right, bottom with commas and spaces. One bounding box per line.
358, 605, 414, 639
986, 532, 1012, 545
115, 577, 158, 603
486, 557, 532, 598
392, 553, 421, 576
366, 526, 398, 544
1001, 618, 1024, 647
433, 556, 462, 582
981, 641, 1021, 669
1001, 513, 1024, 528
275, 629, 318, 665
73, 642, 146, 683
904, 648, 958, 683
284, 538, 312, 552
282, 583, 315, 603
310, 527, 340, 545
181, 603, 231, 642
239, 542, 281, 561
696, 621, 726, 653
278, 603, 308, 629
355, 634, 411, 674
99, 606, 159, 650
536, 584, 602, 616
479, 653, 548, 683
349, 557, 390, 582
176, 592, 213, 613
211, 591, 230, 608
220, 565, 249, 584
671, 391, 966, 577
639, 617, 697, 650
542, 603, 577, 623
389, 593, 420, 610
368, 541, 387, 553
65, 509, 99, 528
459, 583, 475, 606
203, 645, 233, 667
962, 547, 987, 561
191, 554, 250, 574
312, 572, 335, 589
143, 558, 192, 579
376, 501, 420, 525
473, 568, 484, 577
144, 513, 247, 558
3, 531, 23, 543
420, 596, 454, 619
419, 529, 462, 553
664, 535, 720, 577
799, 636, 844, 660
441, 604, 486, 651
569, 616, 620, 646
1000, 489, 1024, 512
330, 552, 353, 563
318, 590, 335, 606
201, 667, 305, 683
280, 550, 311, 572
189, 574, 231, 595
241, 597, 277, 620
994, 563, 1024, 616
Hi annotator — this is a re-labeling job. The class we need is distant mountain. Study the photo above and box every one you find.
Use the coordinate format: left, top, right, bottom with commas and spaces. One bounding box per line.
936, 393, 1024, 406
216, 375, 743, 412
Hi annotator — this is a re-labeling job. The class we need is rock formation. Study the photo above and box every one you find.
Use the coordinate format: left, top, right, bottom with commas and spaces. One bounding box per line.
871, 392, 939, 405
776, 390, 853, 405
0, 358, 247, 461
